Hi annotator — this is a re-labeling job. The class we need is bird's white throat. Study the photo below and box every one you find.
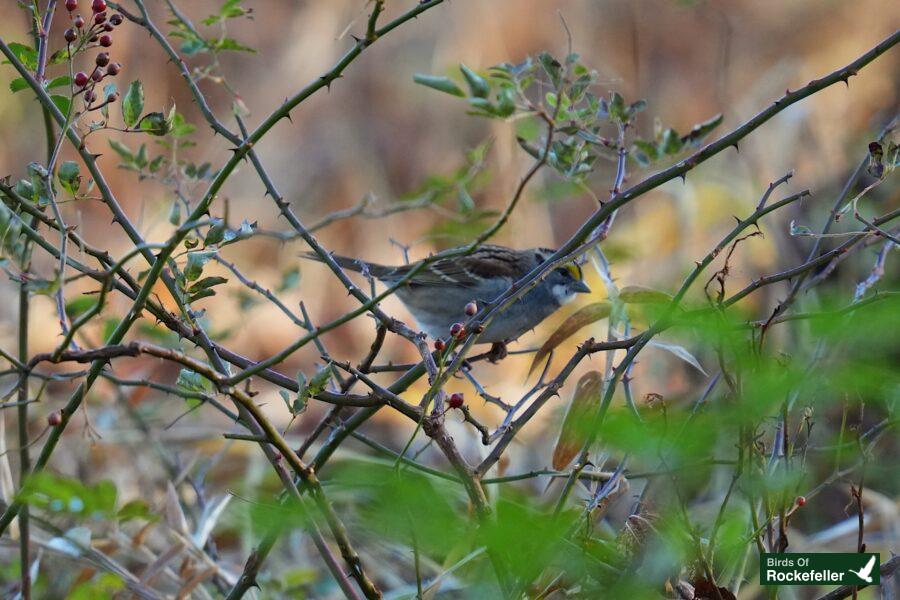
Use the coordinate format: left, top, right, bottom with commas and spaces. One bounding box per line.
552, 284, 577, 304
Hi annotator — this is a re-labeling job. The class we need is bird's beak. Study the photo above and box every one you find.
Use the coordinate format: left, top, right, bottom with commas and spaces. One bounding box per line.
571, 280, 591, 294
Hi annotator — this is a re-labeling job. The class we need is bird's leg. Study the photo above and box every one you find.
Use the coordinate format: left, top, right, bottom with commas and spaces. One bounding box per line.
488, 341, 509, 363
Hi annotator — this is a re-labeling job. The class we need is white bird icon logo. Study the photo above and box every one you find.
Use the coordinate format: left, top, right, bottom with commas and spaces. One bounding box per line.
848, 555, 877, 583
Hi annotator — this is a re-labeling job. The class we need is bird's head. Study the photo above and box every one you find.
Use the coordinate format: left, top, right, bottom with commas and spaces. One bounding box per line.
535, 249, 591, 304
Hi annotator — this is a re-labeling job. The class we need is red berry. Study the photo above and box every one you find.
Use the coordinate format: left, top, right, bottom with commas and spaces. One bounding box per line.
106, 92, 117, 102
795, 496, 807, 507
74, 71, 89, 86
448, 393, 464, 409
434, 339, 446, 351
465, 301, 478, 316
103, 23, 113, 31
65, 0, 77, 11
109, 13, 123, 25
74, 15, 85, 28
473, 324, 485, 334
99, 34, 112, 47
95, 52, 109, 66
64, 28, 77, 43
91, 69, 103, 82
106, 61, 121, 75
450, 322, 465, 339
84, 89, 96, 103
48, 410, 62, 426
91, 0, 106, 12
94, 12, 106, 24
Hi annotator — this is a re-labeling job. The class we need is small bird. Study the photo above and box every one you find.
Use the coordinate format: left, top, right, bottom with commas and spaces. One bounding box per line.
304, 244, 590, 345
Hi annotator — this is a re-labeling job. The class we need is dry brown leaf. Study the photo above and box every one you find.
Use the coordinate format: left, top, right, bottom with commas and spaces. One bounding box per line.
618, 285, 672, 304
177, 566, 219, 600
164, 481, 189, 536
529, 302, 612, 375
552, 371, 603, 470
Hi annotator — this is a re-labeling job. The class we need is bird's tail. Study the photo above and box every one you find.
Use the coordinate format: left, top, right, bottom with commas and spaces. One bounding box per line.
300, 251, 395, 279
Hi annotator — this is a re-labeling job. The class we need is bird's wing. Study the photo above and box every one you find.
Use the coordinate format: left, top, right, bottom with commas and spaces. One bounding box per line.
382, 245, 527, 287
300, 252, 396, 278
860, 555, 876, 577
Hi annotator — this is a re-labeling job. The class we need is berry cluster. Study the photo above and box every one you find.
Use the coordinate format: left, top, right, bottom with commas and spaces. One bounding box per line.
64, 0, 124, 108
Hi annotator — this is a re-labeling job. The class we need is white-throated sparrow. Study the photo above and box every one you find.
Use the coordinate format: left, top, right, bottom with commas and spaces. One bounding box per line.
304, 245, 590, 344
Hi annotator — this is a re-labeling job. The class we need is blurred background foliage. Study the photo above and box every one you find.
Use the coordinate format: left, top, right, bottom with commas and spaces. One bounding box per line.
0, 0, 898, 598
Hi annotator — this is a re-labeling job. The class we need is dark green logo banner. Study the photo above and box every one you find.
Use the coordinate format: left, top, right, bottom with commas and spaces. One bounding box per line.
761, 553, 880, 586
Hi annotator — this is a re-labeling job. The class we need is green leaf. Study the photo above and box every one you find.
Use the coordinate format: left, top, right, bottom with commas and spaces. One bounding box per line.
204, 220, 227, 246
460, 63, 490, 98
608, 91, 626, 122
116, 499, 157, 522
413, 74, 465, 97
184, 250, 216, 281
631, 139, 659, 166
4, 42, 37, 71
13, 178, 34, 200
211, 37, 256, 53
139, 111, 170, 136
537, 51, 563, 88
176, 368, 212, 393
682, 113, 723, 146
294, 363, 333, 412
466, 96, 495, 116
308, 363, 333, 395
182, 39, 206, 55
495, 87, 516, 117
149, 155, 165, 173
108, 139, 134, 162
279, 389, 293, 411
17, 472, 117, 519
516, 116, 540, 142
456, 186, 475, 213
122, 80, 144, 128
187, 288, 216, 303
65, 296, 97, 319
57, 160, 81, 195
276, 266, 300, 292
9, 77, 28, 93
168, 112, 196, 137
628, 99, 648, 114
189, 276, 228, 292
102, 318, 120, 343
50, 94, 70, 115
659, 128, 683, 155
47, 75, 72, 90
69, 573, 125, 600
618, 285, 672, 304
168, 200, 181, 225
202, 0, 251, 25
28, 274, 61, 296
517, 136, 543, 160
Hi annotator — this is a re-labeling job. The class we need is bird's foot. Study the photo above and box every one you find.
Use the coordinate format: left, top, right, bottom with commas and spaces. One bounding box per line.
487, 342, 508, 363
